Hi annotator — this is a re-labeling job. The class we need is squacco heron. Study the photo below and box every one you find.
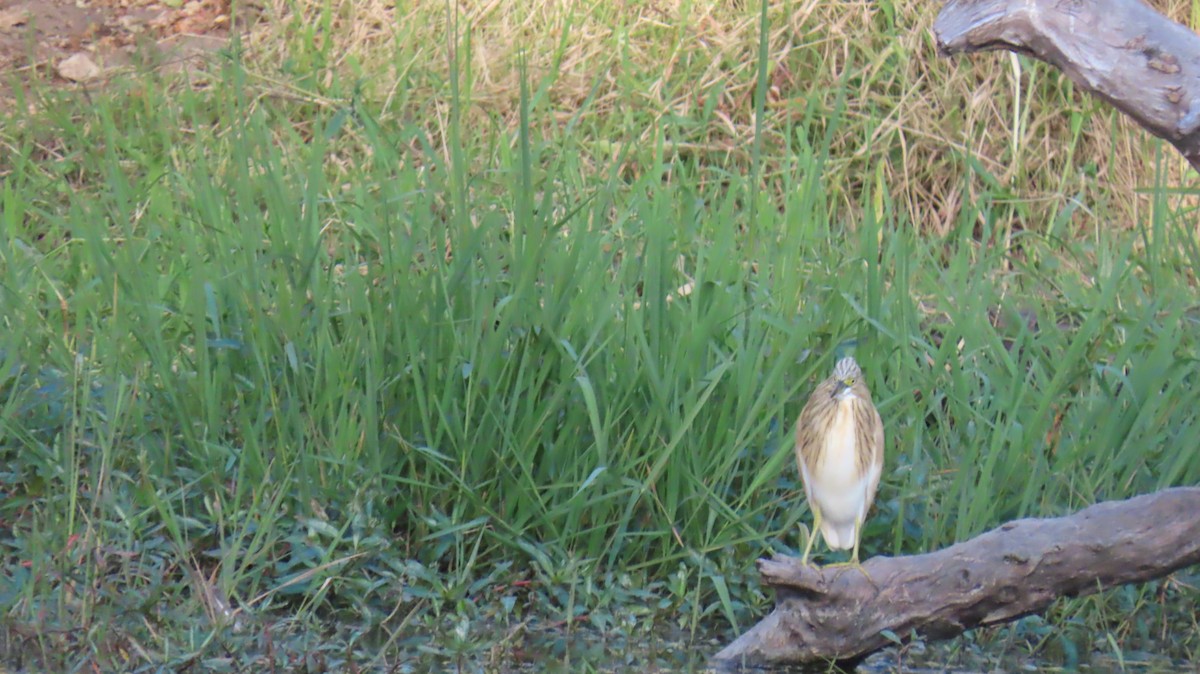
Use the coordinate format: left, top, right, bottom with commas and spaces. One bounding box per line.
794, 356, 884, 567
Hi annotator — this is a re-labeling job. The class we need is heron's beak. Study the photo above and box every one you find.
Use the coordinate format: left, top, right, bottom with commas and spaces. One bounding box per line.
831, 380, 850, 399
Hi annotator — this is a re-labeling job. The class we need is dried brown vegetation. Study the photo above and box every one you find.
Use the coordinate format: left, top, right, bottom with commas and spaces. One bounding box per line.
242, 0, 1199, 237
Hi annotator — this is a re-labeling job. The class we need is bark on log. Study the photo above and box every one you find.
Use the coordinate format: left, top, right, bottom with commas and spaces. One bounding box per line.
710, 487, 1200, 671
934, 0, 1200, 171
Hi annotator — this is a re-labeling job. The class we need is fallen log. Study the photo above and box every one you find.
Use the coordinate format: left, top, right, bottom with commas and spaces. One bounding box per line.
933, 0, 1200, 171
710, 487, 1200, 671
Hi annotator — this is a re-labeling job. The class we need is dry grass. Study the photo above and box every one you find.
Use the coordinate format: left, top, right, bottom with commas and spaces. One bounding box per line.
238, 0, 1196, 236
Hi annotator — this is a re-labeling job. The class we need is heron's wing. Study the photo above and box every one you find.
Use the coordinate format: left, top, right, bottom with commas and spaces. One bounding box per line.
798, 454, 817, 505
793, 395, 827, 503
863, 406, 885, 510
794, 416, 814, 501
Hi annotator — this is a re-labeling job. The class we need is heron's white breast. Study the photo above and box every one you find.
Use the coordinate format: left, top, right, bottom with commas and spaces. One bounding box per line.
810, 400, 869, 525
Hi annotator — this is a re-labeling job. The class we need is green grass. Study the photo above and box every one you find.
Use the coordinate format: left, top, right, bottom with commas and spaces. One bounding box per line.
0, 5, 1199, 672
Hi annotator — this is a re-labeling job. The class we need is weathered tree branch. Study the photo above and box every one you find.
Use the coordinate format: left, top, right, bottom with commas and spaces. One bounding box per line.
934, 0, 1200, 171
710, 487, 1200, 671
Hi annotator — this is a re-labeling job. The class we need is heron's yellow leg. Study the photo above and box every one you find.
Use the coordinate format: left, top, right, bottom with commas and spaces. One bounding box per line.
825, 516, 876, 586
800, 505, 823, 566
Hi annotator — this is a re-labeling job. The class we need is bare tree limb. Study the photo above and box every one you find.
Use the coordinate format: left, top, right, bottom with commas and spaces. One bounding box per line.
710, 487, 1200, 671
934, 0, 1200, 171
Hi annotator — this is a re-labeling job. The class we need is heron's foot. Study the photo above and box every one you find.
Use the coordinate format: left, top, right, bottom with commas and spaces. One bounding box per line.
823, 560, 878, 588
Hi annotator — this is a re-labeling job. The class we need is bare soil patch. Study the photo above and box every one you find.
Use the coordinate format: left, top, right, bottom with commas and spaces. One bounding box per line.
0, 0, 233, 106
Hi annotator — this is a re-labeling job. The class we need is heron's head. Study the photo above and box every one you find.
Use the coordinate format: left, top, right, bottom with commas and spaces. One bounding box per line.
829, 356, 864, 401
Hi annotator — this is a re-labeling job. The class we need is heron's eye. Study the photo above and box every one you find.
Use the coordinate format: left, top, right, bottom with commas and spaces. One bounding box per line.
845, 377, 855, 385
